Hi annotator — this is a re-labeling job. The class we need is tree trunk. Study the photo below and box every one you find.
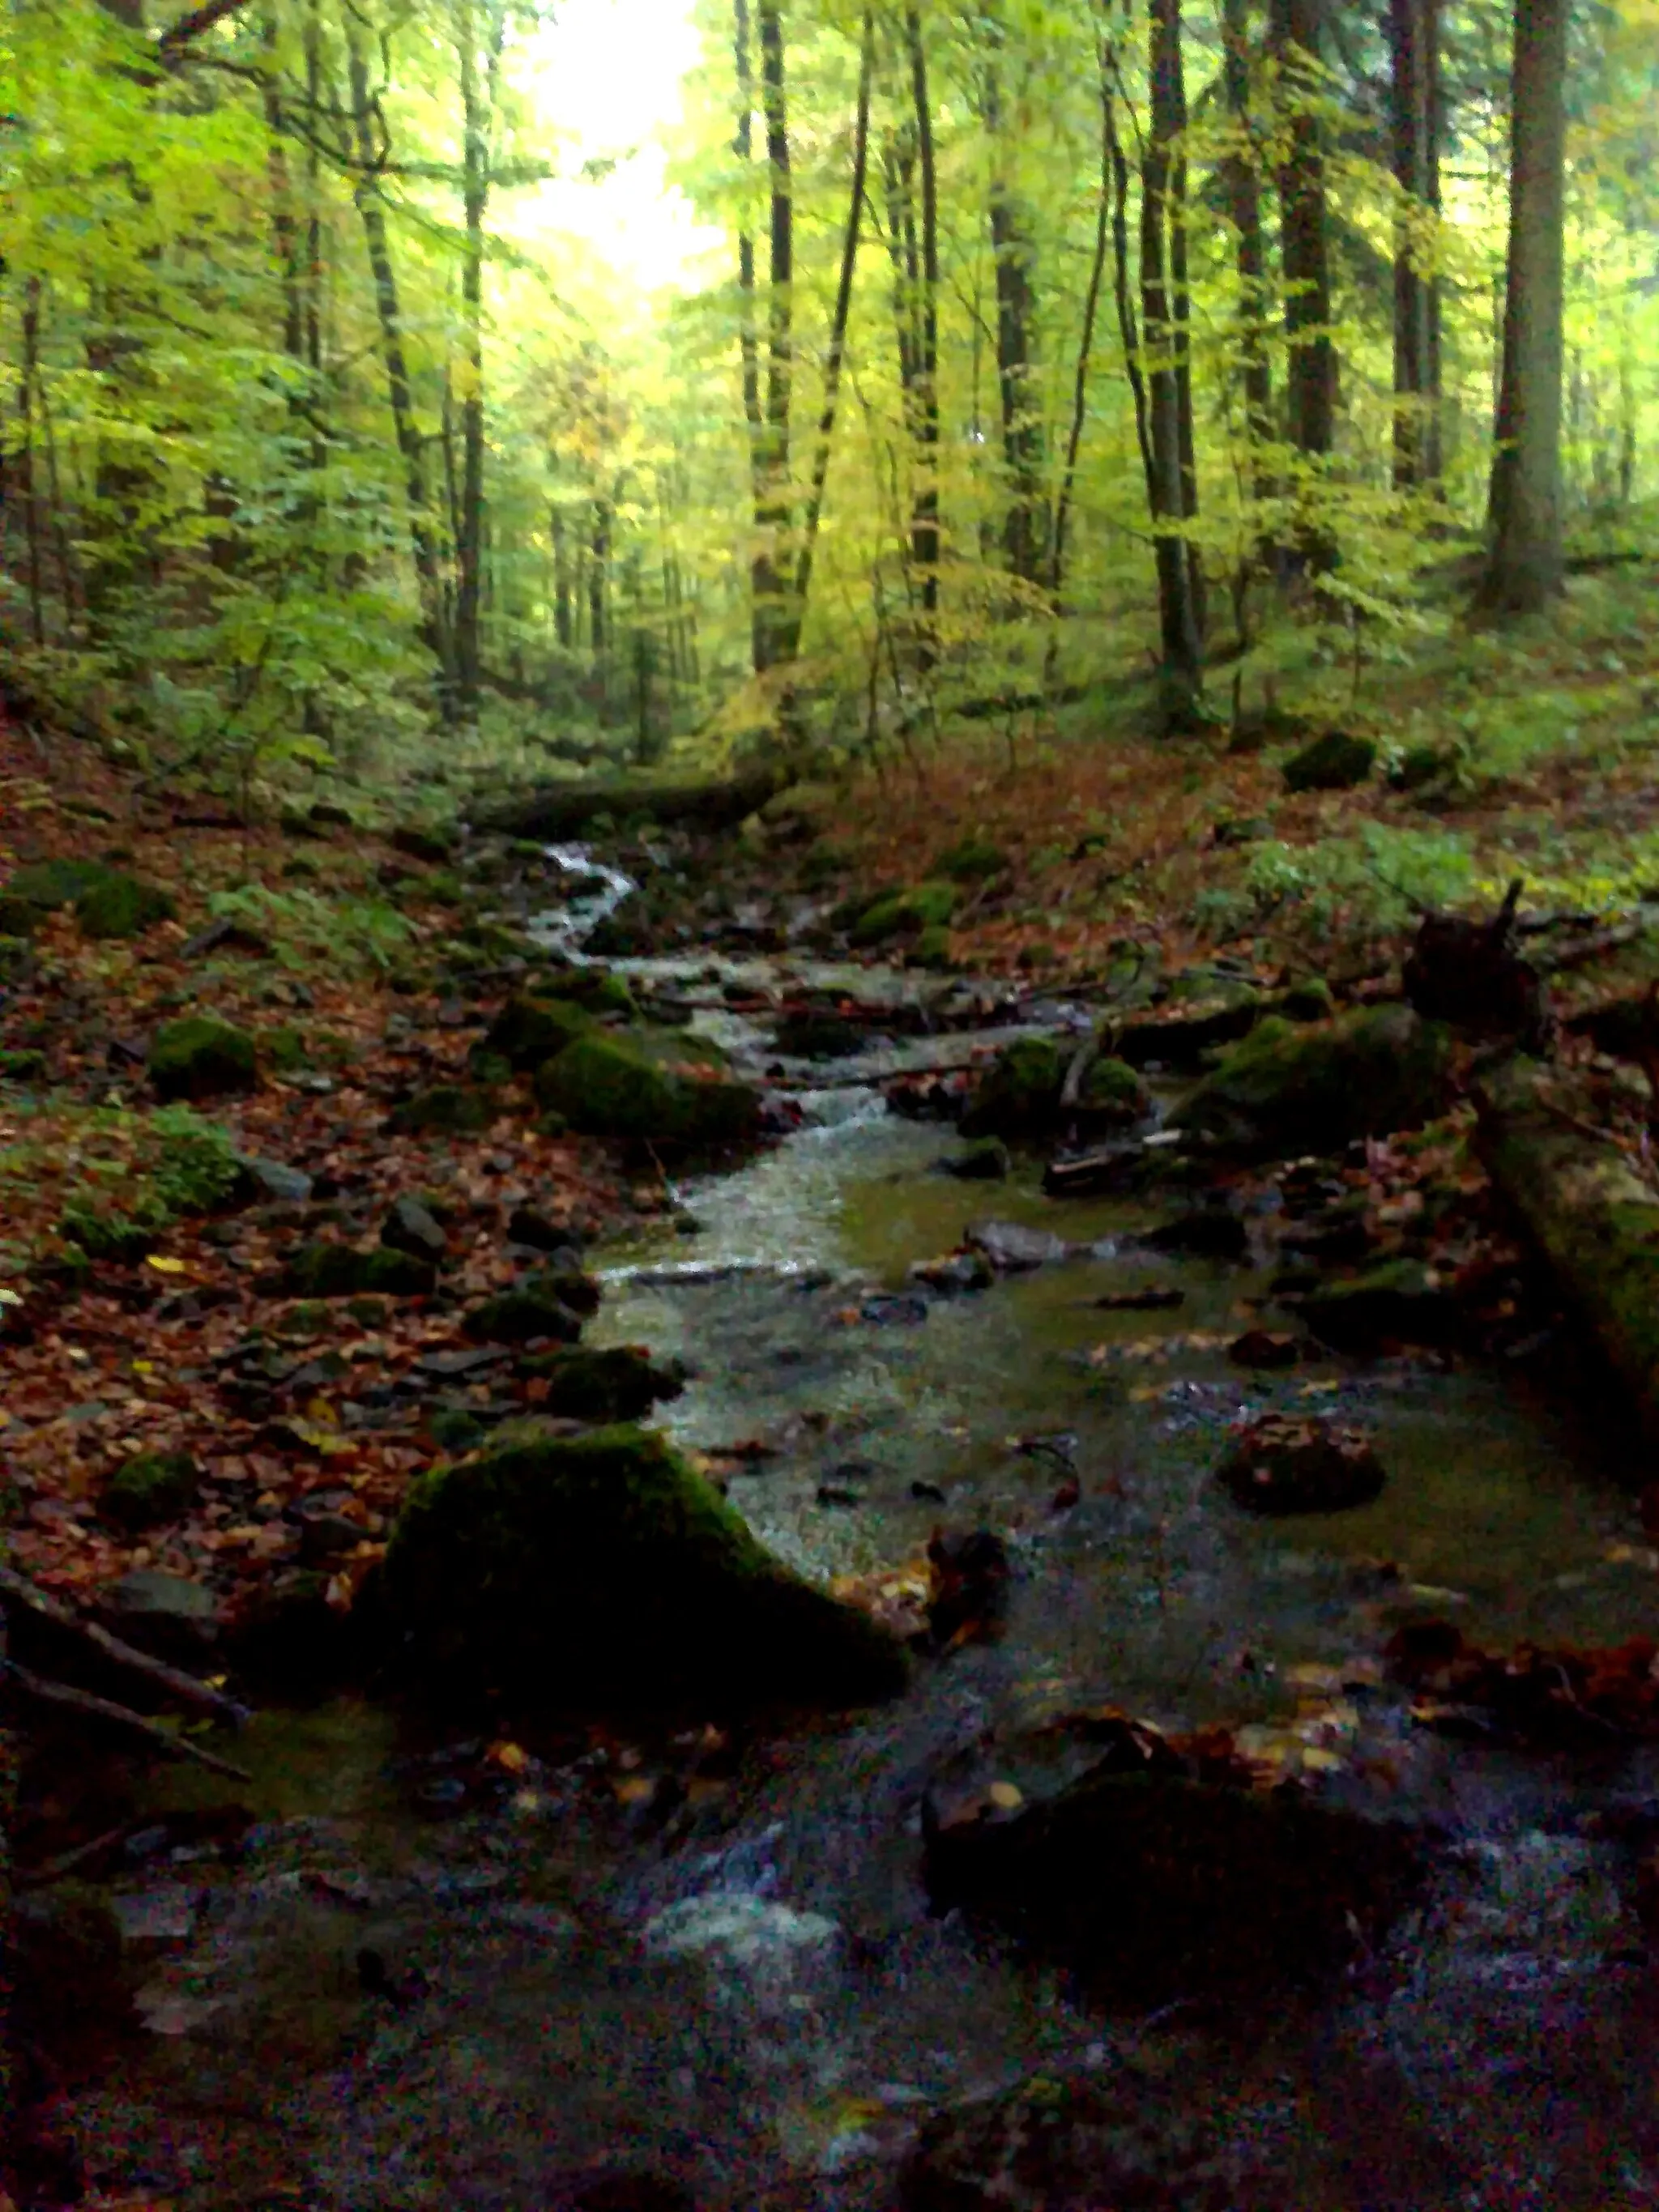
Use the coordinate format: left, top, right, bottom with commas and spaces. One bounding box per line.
783, 8, 873, 659
1389, 0, 1441, 488
1479, 0, 1567, 614
1051, 33, 1115, 599
19, 278, 46, 646
981, 49, 1048, 589
454, 0, 503, 718
1220, 0, 1273, 485
552, 504, 573, 648
732, 0, 765, 675
589, 495, 611, 684
346, 33, 454, 690
1270, 0, 1335, 458
747, 0, 795, 675
1142, 0, 1205, 722
904, 5, 940, 663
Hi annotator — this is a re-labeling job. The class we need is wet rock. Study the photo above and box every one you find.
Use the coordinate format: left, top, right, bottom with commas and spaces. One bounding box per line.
1074, 1055, 1149, 1132
938, 1139, 1011, 1181
285, 1242, 436, 1298
923, 1758, 1422, 2004
75, 869, 177, 940
898, 2061, 1252, 2212
849, 880, 957, 946
1042, 1140, 1149, 1197
518, 1345, 685, 1420
958, 1036, 1065, 1140
234, 1154, 313, 1204
382, 1421, 908, 1710
506, 1204, 583, 1255
463, 1281, 584, 1345
534, 1034, 761, 1145
386, 1083, 497, 1136
1297, 1259, 1459, 1352
97, 1568, 221, 1662
100, 1449, 203, 1532
909, 1251, 996, 1295
1216, 1413, 1384, 1514
534, 1245, 603, 1313
1113, 988, 1262, 1072
149, 1015, 258, 1102
965, 1219, 1071, 1272
1282, 729, 1376, 792
1140, 1206, 1248, 1261
381, 1195, 448, 1264
772, 1009, 865, 1058
861, 1292, 932, 1325
483, 991, 595, 1072
1177, 1005, 1452, 1160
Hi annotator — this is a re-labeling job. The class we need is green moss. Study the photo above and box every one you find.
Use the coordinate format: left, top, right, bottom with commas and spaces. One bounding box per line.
149, 1106, 243, 1213
909, 925, 957, 970
462, 1283, 584, 1345
0, 896, 42, 937
483, 993, 594, 1072
556, 969, 637, 1016
382, 1421, 907, 1710
1276, 978, 1336, 1022
851, 880, 958, 945
532, 1033, 760, 1144
6, 858, 110, 910
149, 1016, 258, 1102
518, 1345, 686, 1420
0, 1047, 46, 1081
1282, 730, 1377, 793
934, 837, 1009, 883
387, 1084, 497, 1136
59, 1200, 159, 1263
1179, 1005, 1451, 1158
1298, 1259, 1456, 1351
1083, 1055, 1150, 1123
391, 822, 458, 864
75, 872, 176, 940
800, 840, 849, 891
285, 1242, 436, 1298
102, 1450, 203, 1532
959, 1034, 1067, 1140
262, 1025, 309, 1072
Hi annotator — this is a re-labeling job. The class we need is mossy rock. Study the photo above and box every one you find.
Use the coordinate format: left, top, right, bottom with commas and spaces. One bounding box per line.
851, 880, 957, 946
908, 925, 957, 971
102, 1450, 203, 1532
555, 969, 637, 1016
0, 893, 43, 936
60, 1202, 158, 1264
149, 1016, 258, 1102
772, 1011, 865, 1059
1297, 1259, 1459, 1352
261, 1025, 310, 1072
282, 853, 322, 880
387, 1085, 497, 1136
800, 840, 850, 891
1282, 731, 1377, 794
75, 871, 176, 940
518, 1345, 686, 1421
1216, 1413, 1385, 1514
483, 993, 595, 1072
0, 1046, 47, 1081
1081, 1055, 1150, 1125
462, 1283, 584, 1345
381, 1421, 908, 1711
532, 1033, 761, 1145
1115, 987, 1263, 1071
1179, 1005, 1452, 1159
392, 822, 458, 864
6, 857, 111, 910
1390, 742, 1461, 793
285, 1242, 436, 1298
959, 1034, 1067, 1140
1274, 978, 1336, 1023
933, 837, 1009, 884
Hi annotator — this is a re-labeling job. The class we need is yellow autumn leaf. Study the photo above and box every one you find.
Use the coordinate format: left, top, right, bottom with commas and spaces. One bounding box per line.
305, 1396, 339, 1427
487, 1740, 530, 1774
987, 1779, 1024, 1811
145, 1254, 187, 1273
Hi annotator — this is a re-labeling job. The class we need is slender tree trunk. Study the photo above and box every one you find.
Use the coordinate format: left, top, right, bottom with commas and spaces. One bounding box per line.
346, 35, 454, 688
454, 0, 503, 716
19, 279, 46, 647
981, 48, 1048, 588
552, 504, 573, 648
1479, 0, 1567, 614
904, 5, 940, 662
1220, 0, 1273, 486
1051, 35, 1115, 599
1389, 0, 1441, 488
590, 496, 611, 672
1143, 0, 1205, 721
744, 0, 794, 675
1270, 0, 1335, 458
784, 8, 873, 658
733, 0, 765, 632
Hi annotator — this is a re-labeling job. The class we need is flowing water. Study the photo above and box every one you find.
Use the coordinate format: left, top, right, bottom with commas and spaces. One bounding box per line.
58, 860, 1659, 2210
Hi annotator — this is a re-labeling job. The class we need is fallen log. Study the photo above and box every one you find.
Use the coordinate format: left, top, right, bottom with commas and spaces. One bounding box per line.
0, 1562, 250, 1726
479, 765, 786, 841
0, 1660, 253, 1781
1475, 1057, 1659, 1440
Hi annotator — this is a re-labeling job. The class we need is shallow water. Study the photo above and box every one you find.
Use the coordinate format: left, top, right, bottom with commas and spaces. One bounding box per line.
68, 956, 1659, 2211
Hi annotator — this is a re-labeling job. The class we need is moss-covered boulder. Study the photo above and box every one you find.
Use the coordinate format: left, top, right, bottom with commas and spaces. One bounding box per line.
75, 871, 176, 940
959, 1035, 1066, 1140
462, 1281, 584, 1345
1113, 987, 1263, 1070
149, 1016, 258, 1102
387, 1084, 497, 1136
518, 1345, 686, 1421
533, 1033, 761, 1145
101, 1450, 203, 1532
556, 968, 636, 1016
1177, 1005, 1452, 1159
391, 822, 458, 864
1216, 1413, 1384, 1513
1476, 1059, 1659, 1442
381, 1422, 908, 1709
5, 857, 110, 912
933, 837, 1009, 884
1275, 977, 1336, 1022
285, 1242, 436, 1298
908, 925, 957, 970
483, 992, 595, 1072
1282, 730, 1377, 793
772, 1010, 865, 1059
1298, 1259, 1459, 1353
850, 880, 957, 946
1080, 1055, 1150, 1126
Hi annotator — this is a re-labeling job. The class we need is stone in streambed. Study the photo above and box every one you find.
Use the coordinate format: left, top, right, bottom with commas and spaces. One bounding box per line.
463, 1273, 588, 1345
849, 880, 957, 946
937, 1139, 1012, 1181
1216, 1413, 1384, 1514
1297, 1259, 1459, 1352
1079, 1054, 1150, 1125
771, 1010, 865, 1059
381, 1421, 908, 1710
518, 1345, 685, 1421
482, 991, 595, 1072
381, 1196, 448, 1264
1176, 1005, 1452, 1160
506, 1204, 584, 1255
286, 1242, 436, 1298
958, 1036, 1066, 1140
966, 1219, 1072, 1272
96, 1568, 221, 1663
149, 1015, 258, 1102
533, 1033, 760, 1145
100, 1450, 203, 1532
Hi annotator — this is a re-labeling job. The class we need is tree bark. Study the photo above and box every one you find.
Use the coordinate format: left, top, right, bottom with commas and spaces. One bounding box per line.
454, 0, 505, 716
904, 5, 940, 663
1220, 0, 1273, 486
1270, 0, 1335, 458
1479, 0, 1567, 614
981, 46, 1048, 589
1142, 0, 1205, 722
1051, 36, 1115, 599
1389, 0, 1441, 488
750, 0, 795, 674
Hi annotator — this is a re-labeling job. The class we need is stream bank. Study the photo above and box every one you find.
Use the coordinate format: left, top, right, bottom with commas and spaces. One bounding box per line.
14, 836, 1659, 2212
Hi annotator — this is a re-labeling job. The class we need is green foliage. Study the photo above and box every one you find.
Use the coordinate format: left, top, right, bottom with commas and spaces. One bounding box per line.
205, 884, 412, 974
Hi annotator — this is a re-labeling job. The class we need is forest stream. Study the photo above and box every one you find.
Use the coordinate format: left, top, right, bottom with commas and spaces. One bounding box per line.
36, 856, 1659, 2212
